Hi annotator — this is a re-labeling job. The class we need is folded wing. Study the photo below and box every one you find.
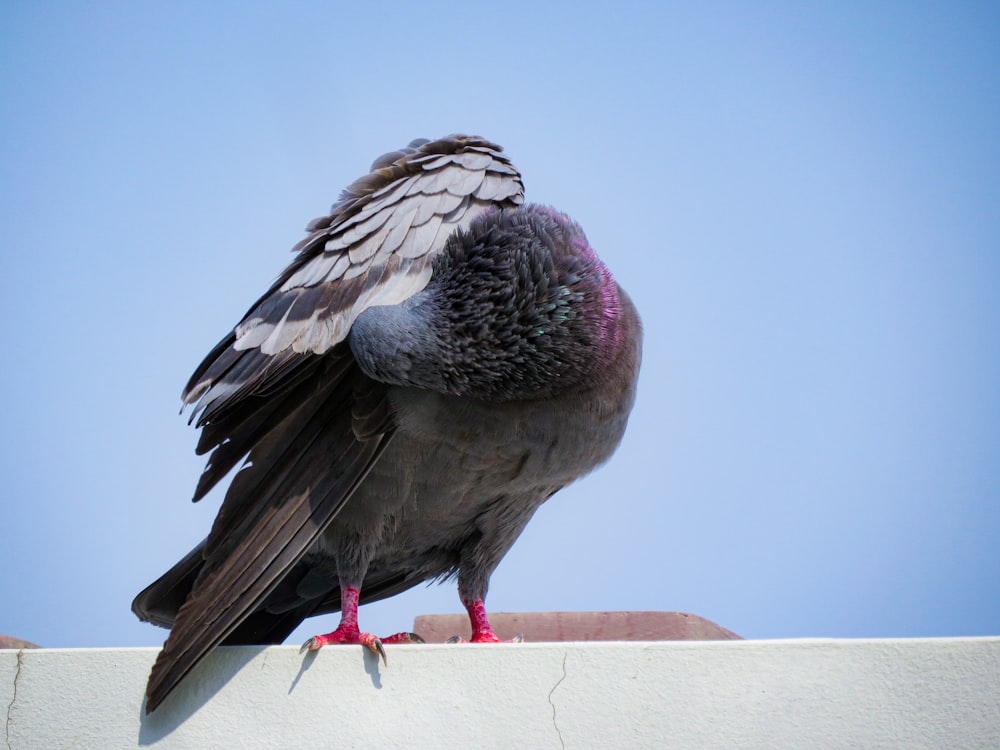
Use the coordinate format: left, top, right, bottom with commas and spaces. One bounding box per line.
136, 135, 524, 712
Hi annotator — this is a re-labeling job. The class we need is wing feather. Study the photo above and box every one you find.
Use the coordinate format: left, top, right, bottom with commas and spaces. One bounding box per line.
445, 167, 486, 196
398, 214, 444, 259
144, 367, 395, 712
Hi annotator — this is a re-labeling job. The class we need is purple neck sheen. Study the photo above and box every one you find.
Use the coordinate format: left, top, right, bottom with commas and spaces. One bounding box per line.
568, 228, 625, 360
597, 261, 626, 356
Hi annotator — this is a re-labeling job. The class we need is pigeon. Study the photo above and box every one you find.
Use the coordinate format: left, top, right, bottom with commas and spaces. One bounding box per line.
133, 134, 642, 713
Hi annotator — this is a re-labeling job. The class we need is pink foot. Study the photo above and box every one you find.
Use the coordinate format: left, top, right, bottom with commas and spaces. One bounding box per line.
445, 633, 524, 644
446, 598, 524, 644
300, 586, 424, 665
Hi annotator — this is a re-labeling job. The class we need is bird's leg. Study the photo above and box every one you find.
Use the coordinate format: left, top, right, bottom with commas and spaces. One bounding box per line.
300, 586, 423, 664
446, 595, 524, 644
464, 596, 501, 642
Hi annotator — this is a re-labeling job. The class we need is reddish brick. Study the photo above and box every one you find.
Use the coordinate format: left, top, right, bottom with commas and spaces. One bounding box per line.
0, 634, 39, 649
412, 611, 741, 643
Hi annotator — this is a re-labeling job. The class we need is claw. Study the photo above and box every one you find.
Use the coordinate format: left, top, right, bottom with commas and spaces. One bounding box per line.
356, 632, 388, 666
300, 635, 323, 653
372, 638, 387, 666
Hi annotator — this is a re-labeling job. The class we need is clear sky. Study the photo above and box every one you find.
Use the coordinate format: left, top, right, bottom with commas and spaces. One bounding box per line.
1, 2, 997, 650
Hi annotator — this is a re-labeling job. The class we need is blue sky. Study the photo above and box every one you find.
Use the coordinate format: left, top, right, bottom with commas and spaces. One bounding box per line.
1, 2, 997, 650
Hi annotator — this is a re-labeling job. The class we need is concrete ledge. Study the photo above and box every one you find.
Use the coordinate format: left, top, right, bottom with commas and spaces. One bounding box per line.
3, 639, 999, 748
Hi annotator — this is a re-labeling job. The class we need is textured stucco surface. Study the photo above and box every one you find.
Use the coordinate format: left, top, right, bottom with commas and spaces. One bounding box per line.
3, 638, 999, 749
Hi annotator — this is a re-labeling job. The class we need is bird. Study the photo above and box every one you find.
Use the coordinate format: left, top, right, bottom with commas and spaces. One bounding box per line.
132, 134, 642, 713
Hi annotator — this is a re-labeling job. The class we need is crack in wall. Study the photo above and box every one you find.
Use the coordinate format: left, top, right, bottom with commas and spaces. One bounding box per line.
5, 650, 24, 750
547, 652, 567, 750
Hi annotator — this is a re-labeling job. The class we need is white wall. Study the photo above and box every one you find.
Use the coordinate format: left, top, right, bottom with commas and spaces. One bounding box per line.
3, 639, 999, 749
